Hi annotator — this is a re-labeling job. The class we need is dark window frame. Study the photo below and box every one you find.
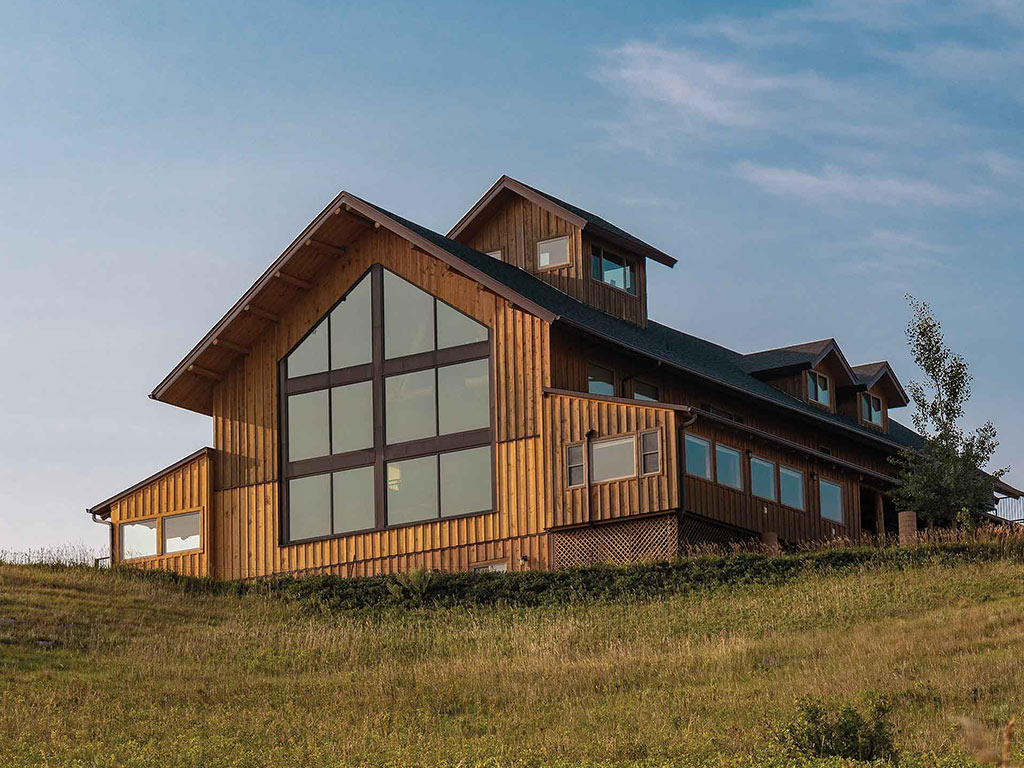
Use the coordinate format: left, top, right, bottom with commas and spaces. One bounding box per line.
633, 380, 659, 402
861, 392, 885, 427
639, 429, 662, 476
590, 243, 638, 296
749, 454, 778, 502
279, 264, 496, 546
779, 465, 806, 511
806, 370, 832, 408
818, 477, 845, 524
714, 443, 744, 491
566, 442, 586, 489
683, 432, 713, 481
587, 362, 616, 396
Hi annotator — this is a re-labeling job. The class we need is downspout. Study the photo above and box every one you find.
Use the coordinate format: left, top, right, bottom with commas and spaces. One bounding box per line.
90, 511, 114, 567
584, 428, 596, 525
677, 410, 698, 539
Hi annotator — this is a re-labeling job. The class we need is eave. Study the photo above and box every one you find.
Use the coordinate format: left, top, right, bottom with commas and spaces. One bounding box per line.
447, 175, 678, 268
86, 447, 213, 519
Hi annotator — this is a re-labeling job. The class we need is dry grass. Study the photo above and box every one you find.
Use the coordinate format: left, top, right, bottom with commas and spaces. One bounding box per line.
1, 558, 1023, 767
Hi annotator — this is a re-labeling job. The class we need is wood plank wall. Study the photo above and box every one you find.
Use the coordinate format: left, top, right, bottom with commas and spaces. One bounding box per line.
109, 452, 212, 577
547, 327, 906, 541
543, 392, 680, 529
210, 227, 553, 579
459, 193, 648, 326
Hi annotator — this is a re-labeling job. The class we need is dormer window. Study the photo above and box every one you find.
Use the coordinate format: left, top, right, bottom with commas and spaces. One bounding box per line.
537, 236, 570, 269
862, 393, 884, 426
591, 245, 636, 295
806, 371, 831, 408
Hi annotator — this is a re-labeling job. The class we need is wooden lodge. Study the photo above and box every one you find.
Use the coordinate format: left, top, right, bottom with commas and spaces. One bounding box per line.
87, 175, 1022, 578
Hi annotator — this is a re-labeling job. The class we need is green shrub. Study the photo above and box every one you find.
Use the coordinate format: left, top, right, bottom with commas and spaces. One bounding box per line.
778, 695, 898, 762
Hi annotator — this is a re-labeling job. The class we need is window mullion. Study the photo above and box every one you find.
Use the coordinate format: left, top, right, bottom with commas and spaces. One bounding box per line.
371, 265, 387, 530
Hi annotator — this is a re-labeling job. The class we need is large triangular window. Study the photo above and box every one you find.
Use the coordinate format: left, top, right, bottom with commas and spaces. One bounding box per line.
280, 265, 493, 544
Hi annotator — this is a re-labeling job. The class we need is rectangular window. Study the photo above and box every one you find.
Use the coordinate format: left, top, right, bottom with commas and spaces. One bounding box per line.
780, 467, 805, 511
566, 443, 585, 488
331, 381, 373, 454
587, 363, 615, 396
633, 381, 659, 402
684, 434, 712, 479
332, 465, 375, 534
385, 369, 437, 444
120, 519, 157, 560
640, 430, 661, 475
386, 455, 439, 525
715, 445, 743, 490
288, 389, 330, 461
383, 270, 435, 358
162, 511, 201, 554
862, 394, 884, 426
473, 561, 507, 572
807, 371, 831, 407
750, 457, 777, 502
437, 359, 490, 435
590, 245, 637, 295
440, 446, 493, 517
288, 474, 332, 541
590, 435, 636, 483
820, 480, 844, 523
537, 236, 570, 269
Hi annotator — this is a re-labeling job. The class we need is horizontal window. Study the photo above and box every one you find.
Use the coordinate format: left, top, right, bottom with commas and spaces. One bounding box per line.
820, 479, 844, 523
685, 434, 712, 480
715, 445, 742, 490
750, 456, 777, 502
473, 561, 507, 573
591, 245, 637, 295
640, 430, 661, 475
587, 363, 615, 396
633, 381, 659, 402
537, 236, 570, 269
120, 520, 157, 561
566, 443, 585, 489
162, 511, 201, 554
590, 435, 636, 483
780, 467, 805, 511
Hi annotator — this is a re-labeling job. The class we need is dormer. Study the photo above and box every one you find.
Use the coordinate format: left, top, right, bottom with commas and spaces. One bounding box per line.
844, 362, 911, 432
739, 338, 859, 415
448, 175, 676, 326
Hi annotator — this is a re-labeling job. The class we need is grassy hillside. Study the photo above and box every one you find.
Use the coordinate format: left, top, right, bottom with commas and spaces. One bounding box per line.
2, 548, 1024, 767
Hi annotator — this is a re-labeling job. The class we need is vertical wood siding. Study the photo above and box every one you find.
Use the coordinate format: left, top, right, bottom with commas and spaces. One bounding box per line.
543, 392, 680, 529
109, 452, 212, 577
459, 194, 648, 326
209, 227, 552, 579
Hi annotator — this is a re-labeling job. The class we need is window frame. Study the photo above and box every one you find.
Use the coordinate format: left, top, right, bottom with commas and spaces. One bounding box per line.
818, 477, 845, 524
806, 371, 832, 408
861, 393, 885, 427
587, 362, 616, 397
536, 236, 571, 271
639, 429, 663, 477
749, 455, 778, 502
118, 506, 205, 563
684, 433, 713, 481
779, 466, 806, 512
714, 443, 744, 491
632, 380, 659, 402
278, 265, 496, 546
566, 442, 586, 489
590, 243, 638, 296
588, 433, 638, 485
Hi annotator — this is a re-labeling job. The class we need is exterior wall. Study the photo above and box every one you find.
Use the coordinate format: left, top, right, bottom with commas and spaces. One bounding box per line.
209, 226, 552, 579
548, 326, 899, 541
458, 193, 648, 326
108, 451, 212, 577
543, 391, 681, 529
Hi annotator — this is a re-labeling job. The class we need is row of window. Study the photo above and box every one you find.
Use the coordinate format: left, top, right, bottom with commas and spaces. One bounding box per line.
488, 239, 639, 296
565, 430, 662, 487
587, 363, 659, 402
120, 511, 201, 561
684, 434, 844, 523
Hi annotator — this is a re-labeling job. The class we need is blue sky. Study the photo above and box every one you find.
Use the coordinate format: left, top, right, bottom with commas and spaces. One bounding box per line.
1, 0, 1021, 551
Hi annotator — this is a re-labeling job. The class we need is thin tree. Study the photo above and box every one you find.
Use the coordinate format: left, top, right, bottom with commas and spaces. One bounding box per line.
890, 295, 1007, 525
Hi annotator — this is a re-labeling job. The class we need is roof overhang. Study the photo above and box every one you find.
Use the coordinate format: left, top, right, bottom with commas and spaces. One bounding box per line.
995, 479, 1023, 499
86, 447, 213, 519
744, 339, 859, 388
447, 175, 678, 268
150, 191, 557, 415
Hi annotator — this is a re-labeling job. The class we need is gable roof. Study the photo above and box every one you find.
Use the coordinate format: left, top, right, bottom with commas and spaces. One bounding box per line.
740, 338, 858, 386
447, 175, 678, 267
852, 361, 911, 407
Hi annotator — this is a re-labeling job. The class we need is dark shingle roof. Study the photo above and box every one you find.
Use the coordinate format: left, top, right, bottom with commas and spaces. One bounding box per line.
852, 361, 888, 387
739, 340, 835, 375
372, 203, 923, 452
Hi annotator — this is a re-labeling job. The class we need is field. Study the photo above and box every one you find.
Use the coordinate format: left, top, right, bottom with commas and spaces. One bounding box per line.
2, 547, 1024, 767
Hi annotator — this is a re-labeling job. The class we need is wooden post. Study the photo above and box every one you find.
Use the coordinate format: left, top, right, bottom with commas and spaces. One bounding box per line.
875, 492, 885, 538
898, 510, 918, 547
761, 531, 780, 555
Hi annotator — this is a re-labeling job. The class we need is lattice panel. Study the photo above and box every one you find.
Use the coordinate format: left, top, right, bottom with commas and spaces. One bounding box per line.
553, 515, 678, 568
678, 514, 756, 547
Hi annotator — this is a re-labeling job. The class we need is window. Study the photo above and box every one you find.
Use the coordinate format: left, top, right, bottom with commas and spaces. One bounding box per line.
590, 435, 636, 483
537, 236, 570, 269
685, 434, 712, 479
819, 480, 844, 523
780, 467, 805, 511
566, 443, 585, 488
807, 371, 831, 407
587, 363, 615, 396
862, 394, 884, 426
486, 250, 502, 260
162, 511, 201, 554
473, 561, 508, 573
715, 445, 743, 490
120, 519, 157, 560
750, 456, 777, 501
591, 245, 637, 295
633, 381, 659, 402
640, 430, 661, 475
280, 267, 494, 543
